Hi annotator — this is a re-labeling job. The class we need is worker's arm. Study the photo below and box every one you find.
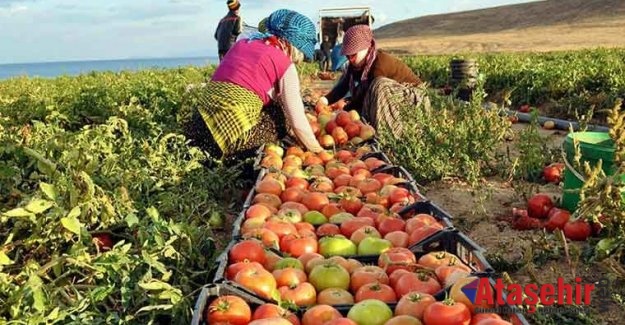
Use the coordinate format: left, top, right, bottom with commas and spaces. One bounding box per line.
279, 64, 323, 153
316, 71, 350, 109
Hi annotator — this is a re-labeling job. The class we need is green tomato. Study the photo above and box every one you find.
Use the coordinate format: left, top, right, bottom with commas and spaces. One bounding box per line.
357, 237, 392, 256
265, 143, 284, 157
347, 299, 393, 325
273, 257, 304, 270
308, 263, 350, 291
319, 236, 357, 257
329, 212, 354, 224
304, 211, 328, 226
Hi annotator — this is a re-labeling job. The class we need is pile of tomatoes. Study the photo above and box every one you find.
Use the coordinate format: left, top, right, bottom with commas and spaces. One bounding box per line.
510, 193, 600, 241
307, 101, 376, 149
200, 104, 528, 324
206, 293, 520, 325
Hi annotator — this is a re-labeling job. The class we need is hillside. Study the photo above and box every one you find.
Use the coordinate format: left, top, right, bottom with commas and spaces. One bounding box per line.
374, 0, 625, 54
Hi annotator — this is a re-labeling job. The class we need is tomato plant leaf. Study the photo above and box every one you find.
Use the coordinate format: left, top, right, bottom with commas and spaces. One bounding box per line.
138, 280, 172, 291
61, 213, 83, 235
0, 251, 14, 265
2, 207, 35, 218
125, 213, 139, 227
135, 304, 173, 314
28, 274, 46, 312
25, 199, 54, 214
40, 182, 58, 201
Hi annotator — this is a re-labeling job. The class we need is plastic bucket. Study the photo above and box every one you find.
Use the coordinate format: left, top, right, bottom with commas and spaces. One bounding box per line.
561, 131, 624, 211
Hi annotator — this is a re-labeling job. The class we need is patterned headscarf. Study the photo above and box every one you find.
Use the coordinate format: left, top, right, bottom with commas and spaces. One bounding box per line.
342, 24, 378, 99
227, 0, 240, 11
248, 9, 317, 60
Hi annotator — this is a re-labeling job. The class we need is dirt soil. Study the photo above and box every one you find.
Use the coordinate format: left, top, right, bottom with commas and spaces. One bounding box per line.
304, 78, 624, 325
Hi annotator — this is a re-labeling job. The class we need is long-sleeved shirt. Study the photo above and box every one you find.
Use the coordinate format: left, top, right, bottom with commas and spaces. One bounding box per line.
214, 11, 242, 52
325, 50, 422, 111
212, 40, 323, 153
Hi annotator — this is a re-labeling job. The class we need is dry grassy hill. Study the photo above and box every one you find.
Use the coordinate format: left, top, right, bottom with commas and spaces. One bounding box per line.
375, 0, 625, 54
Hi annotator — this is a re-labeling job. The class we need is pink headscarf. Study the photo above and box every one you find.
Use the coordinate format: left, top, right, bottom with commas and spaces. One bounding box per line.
341, 25, 377, 97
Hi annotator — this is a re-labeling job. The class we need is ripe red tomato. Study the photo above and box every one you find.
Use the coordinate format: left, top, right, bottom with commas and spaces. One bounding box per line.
206, 295, 252, 325
518, 104, 530, 113
242, 228, 280, 250
339, 196, 364, 215
544, 208, 571, 232
384, 231, 409, 248
394, 272, 442, 297
279, 282, 317, 307
316, 223, 341, 237
335, 111, 352, 127
418, 251, 460, 269
408, 223, 444, 246
246, 204, 273, 220
378, 217, 406, 236
226, 261, 265, 280
564, 220, 591, 241
256, 179, 284, 196
423, 300, 471, 325
317, 288, 354, 305
287, 237, 318, 257
357, 178, 382, 195
253, 304, 300, 325
302, 305, 342, 325
378, 247, 417, 274
273, 267, 307, 287
527, 194, 554, 219
301, 192, 330, 211
354, 282, 397, 302
543, 163, 565, 183
340, 218, 375, 238
234, 267, 277, 300
350, 265, 389, 292
92, 233, 113, 251
229, 240, 267, 264
395, 291, 436, 319
254, 193, 283, 209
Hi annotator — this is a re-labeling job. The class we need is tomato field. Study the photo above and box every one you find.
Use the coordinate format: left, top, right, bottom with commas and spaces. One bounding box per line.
1, 48, 625, 324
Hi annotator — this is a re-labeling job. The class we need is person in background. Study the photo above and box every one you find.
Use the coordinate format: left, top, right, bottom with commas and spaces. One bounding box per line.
331, 28, 347, 72
319, 35, 333, 72
214, 0, 242, 62
315, 24, 429, 137
186, 9, 323, 163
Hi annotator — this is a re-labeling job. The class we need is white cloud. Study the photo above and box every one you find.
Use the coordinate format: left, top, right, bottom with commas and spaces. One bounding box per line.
0, 3, 27, 16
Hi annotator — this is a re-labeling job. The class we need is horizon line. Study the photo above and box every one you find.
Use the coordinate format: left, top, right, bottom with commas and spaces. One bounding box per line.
0, 55, 219, 66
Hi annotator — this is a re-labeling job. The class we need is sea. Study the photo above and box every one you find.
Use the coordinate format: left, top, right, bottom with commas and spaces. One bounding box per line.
0, 56, 219, 80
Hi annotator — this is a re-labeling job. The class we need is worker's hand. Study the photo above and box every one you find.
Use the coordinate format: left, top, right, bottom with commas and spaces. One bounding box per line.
315, 96, 329, 113
329, 98, 348, 110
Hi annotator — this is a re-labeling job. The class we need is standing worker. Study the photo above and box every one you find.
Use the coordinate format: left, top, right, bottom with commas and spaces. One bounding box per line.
214, 0, 242, 62
319, 35, 333, 72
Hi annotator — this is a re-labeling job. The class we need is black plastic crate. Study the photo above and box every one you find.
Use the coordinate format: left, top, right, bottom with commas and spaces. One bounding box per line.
191, 283, 270, 325
409, 228, 494, 273
230, 168, 267, 239
398, 201, 454, 227
359, 151, 392, 164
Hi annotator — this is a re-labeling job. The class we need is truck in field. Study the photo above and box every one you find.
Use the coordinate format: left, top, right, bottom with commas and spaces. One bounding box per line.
315, 6, 374, 71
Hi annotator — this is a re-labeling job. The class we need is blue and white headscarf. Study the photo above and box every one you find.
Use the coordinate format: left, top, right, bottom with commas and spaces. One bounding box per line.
248, 9, 317, 60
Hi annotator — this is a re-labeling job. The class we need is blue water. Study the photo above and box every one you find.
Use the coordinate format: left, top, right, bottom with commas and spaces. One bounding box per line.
0, 57, 219, 80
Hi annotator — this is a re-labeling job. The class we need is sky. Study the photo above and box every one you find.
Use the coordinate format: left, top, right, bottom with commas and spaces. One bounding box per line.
0, 0, 540, 64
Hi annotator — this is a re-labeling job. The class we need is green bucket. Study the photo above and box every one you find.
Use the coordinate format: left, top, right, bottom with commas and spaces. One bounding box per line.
561, 131, 624, 212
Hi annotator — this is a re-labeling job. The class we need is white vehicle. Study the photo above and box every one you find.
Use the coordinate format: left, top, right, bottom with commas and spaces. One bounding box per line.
315, 6, 374, 70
